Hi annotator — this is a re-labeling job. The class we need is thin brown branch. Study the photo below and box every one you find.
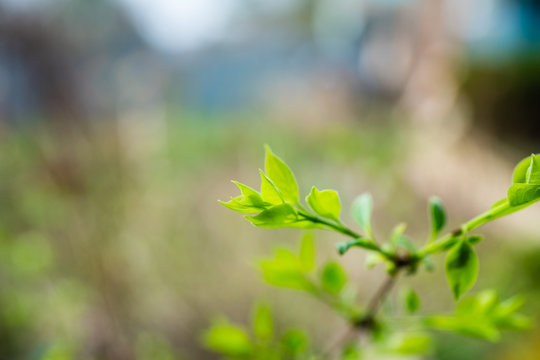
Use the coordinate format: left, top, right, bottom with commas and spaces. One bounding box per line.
366, 272, 399, 316
321, 271, 401, 359
321, 327, 355, 359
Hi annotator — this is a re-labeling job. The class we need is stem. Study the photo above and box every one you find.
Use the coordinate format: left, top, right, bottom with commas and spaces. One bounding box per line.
311, 287, 359, 320
417, 232, 456, 257
314, 193, 534, 358
462, 201, 510, 232
418, 200, 512, 257
298, 211, 393, 260
301, 211, 361, 238
321, 272, 400, 359
321, 327, 356, 359
365, 273, 399, 316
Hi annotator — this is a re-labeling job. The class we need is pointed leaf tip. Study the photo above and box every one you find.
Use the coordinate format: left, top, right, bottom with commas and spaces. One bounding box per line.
525, 154, 540, 185
429, 197, 446, 239
264, 146, 299, 203
512, 154, 540, 184
259, 169, 283, 205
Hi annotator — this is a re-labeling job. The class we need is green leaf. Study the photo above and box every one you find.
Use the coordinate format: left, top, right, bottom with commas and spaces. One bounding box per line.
512, 154, 537, 183
252, 304, 273, 341
390, 223, 407, 245
426, 290, 530, 341
260, 263, 311, 290
219, 181, 270, 213
405, 289, 421, 314
429, 197, 446, 239
525, 154, 540, 184
299, 232, 315, 272
467, 235, 483, 245
264, 145, 299, 203
457, 290, 498, 317
260, 170, 283, 205
351, 193, 373, 236
422, 255, 435, 272
445, 240, 478, 300
424, 316, 500, 341
245, 204, 298, 228
513, 154, 540, 184
259, 249, 315, 291
341, 343, 362, 360
496, 295, 525, 319
467, 292, 531, 331
306, 186, 341, 222
202, 321, 253, 356
390, 223, 416, 253
497, 313, 531, 330
506, 154, 540, 213
394, 236, 416, 254
233, 181, 264, 203
507, 183, 540, 206
219, 197, 263, 213
320, 262, 347, 294
386, 333, 432, 355
280, 329, 308, 356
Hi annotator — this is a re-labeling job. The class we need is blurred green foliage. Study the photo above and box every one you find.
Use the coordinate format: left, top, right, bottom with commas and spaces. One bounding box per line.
0, 116, 538, 360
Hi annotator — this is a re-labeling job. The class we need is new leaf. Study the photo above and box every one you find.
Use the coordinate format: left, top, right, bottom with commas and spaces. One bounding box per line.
425, 290, 530, 341
405, 289, 421, 314
202, 321, 253, 356
320, 262, 347, 294
219, 181, 270, 213
253, 304, 273, 341
245, 203, 298, 228
259, 170, 283, 205
508, 154, 540, 206
265, 145, 299, 203
259, 249, 316, 291
351, 193, 373, 236
507, 184, 540, 206
306, 186, 341, 222
445, 240, 479, 300
429, 197, 446, 239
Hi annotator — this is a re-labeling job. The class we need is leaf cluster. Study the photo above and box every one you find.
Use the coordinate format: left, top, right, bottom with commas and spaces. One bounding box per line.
202, 304, 309, 360
220, 147, 366, 239
259, 234, 359, 322
213, 148, 539, 358
425, 290, 530, 341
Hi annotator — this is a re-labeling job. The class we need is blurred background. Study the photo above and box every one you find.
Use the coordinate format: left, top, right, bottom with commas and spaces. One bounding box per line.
1, 0, 540, 359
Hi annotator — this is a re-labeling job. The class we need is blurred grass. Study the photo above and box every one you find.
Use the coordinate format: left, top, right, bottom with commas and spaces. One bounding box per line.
0, 114, 539, 359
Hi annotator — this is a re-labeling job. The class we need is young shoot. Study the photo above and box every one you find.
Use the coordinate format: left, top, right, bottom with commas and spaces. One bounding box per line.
207, 148, 538, 359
